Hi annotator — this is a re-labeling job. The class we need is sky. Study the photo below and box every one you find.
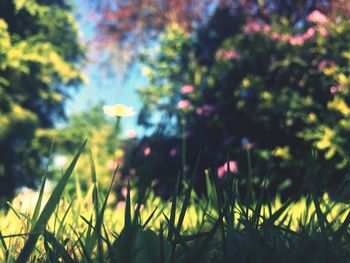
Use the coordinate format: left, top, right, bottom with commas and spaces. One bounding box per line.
66, 0, 147, 136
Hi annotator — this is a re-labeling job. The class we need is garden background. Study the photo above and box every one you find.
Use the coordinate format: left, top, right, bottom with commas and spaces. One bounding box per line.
1, 0, 350, 262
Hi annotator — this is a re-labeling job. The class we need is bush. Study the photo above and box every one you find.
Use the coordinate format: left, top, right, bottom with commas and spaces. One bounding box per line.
124, 6, 350, 199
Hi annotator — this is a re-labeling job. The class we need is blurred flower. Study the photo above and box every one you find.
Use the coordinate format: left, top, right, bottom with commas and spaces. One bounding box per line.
129, 168, 136, 176
241, 137, 253, 150
216, 49, 240, 60
151, 178, 159, 186
12, 187, 51, 212
317, 26, 328, 36
318, 60, 335, 70
144, 147, 151, 156
115, 149, 124, 159
169, 148, 177, 156
330, 86, 339, 94
271, 32, 282, 41
288, 35, 304, 45
307, 10, 328, 24
274, 146, 292, 160
107, 160, 118, 171
103, 104, 136, 117
116, 201, 126, 210
177, 99, 191, 110
217, 161, 238, 178
121, 186, 128, 197
181, 85, 194, 94
308, 113, 317, 122
126, 129, 137, 139
305, 27, 316, 38
141, 66, 152, 77
53, 155, 68, 169
196, 104, 215, 117
243, 21, 271, 35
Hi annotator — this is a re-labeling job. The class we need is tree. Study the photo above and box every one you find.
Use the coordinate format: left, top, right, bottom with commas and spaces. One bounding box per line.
88, 0, 350, 65
0, 0, 84, 198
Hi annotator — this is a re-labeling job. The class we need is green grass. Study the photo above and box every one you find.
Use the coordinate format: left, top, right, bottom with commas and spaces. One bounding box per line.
0, 142, 350, 262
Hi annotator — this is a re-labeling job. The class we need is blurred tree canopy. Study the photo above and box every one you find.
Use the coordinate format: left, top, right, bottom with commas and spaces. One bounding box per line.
0, 0, 84, 198
88, 0, 350, 65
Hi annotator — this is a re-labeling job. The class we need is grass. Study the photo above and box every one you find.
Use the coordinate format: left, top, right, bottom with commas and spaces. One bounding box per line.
0, 142, 350, 262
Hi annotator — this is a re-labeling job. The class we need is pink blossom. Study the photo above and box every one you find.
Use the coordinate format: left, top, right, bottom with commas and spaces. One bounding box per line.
330, 86, 338, 94
126, 129, 137, 139
121, 187, 128, 197
330, 85, 343, 94
144, 147, 151, 156
305, 27, 316, 39
177, 100, 191, 110
217, 161, 238, 178
169, 148, 177, 156
181, 85, 194, 94
307, 10, 328, 25
318, 60, 335, 70
288, 35, 305, 46
317, 26, 328, 37
262, 24, 272, 33
116, 201, 126, 210
243, 21, 271, 35
216, 49, 241, 60
271, 32, 282, 41
107, 160, 118, 171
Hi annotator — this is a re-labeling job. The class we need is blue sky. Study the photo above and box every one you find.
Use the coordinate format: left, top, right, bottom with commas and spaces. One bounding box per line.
66, 0, 147, 136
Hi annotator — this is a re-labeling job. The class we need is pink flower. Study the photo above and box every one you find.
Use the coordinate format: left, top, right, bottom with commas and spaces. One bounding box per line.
288, 35, 305, 46
317, 26, 328, 37
307, 10, 328, 25
262, 24, 272, 33
181, 85, 194, 94
107, 160, 118, 171
217, 161, 238, 178
126, 129, 137, 139
305, 27, 316, 39
117, 201, 126, 210
271, 32, 281, 41
330, 85, 344, 94
169, 148, 177, 156
144, 147, 151, 156
318, 60, 335, 70
121, 187, 128, 197
330, 86, 338, 94
216, 49, 241, 60
177, 100, 191, 110
243, 21, 271, 35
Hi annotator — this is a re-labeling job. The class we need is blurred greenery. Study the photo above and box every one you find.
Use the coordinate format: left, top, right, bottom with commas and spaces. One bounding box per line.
0, 0, 84, 197
122, 5, 350, 200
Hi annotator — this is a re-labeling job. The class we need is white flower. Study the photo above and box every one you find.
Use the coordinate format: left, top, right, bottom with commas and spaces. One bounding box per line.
103, 104, 136, 117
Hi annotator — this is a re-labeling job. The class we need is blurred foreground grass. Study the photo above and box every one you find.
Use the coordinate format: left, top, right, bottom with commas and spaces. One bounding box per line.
0, 142, 349, 262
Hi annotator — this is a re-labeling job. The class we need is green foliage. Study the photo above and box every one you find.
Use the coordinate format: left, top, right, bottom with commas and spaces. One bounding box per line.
131, 6, 350, 198
44, 103, 123, 191
0, 0, 84, 197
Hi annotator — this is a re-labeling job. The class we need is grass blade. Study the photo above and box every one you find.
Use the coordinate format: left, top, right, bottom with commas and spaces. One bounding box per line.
16, 139, 87, 263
